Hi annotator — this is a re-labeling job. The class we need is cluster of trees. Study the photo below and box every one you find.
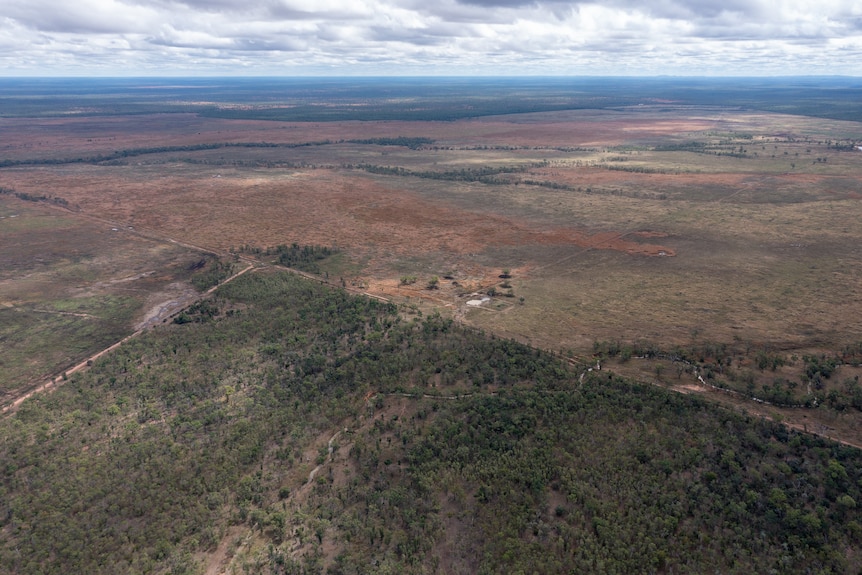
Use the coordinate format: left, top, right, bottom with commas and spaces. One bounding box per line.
520, 178, 576, 190
599, 164, 678, 174
841, 342, 862, 366
451, 145, 599, 153
298, 375, 862, 573
651, 140, 754, 158
238, 243, 338, 274
0, 186, 70, 208
199, 98, 622, 123
0, 141, 347, 169
0, 271, 401, 574
172, 299, 221, 324
593, 338, 862, 412
345, 137, 434, 149
188, 258, 237, 291
827, 140, 859, 151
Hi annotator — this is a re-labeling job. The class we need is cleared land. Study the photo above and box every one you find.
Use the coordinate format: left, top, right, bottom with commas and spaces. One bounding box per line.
2, 109, 860, 345
0, 194, 220, 399
1, 91, 861, 439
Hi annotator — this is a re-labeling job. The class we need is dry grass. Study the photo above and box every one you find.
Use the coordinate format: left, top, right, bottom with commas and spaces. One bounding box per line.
0, 196, 206, 396
2, 105, 862, 393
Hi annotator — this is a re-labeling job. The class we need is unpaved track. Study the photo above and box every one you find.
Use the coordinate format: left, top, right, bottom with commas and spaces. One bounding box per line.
305, 430, 342, 485
1, 262, 255, 416
2, 329, 143, 414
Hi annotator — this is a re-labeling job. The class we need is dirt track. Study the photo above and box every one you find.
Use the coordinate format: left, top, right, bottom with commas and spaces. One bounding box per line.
1, 262, 255, 416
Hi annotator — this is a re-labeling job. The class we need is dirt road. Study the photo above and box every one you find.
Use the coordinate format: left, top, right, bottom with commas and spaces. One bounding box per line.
1, 262, 255, 416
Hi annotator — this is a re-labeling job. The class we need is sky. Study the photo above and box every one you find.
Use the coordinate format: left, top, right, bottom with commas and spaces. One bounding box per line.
2, 0, 861, 76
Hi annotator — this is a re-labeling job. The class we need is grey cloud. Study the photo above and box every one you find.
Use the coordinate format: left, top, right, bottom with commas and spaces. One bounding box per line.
6, 2, 145, 34
664, 0, 761, 19
154, 0, 266, 13
367, 26, 448, 45
449, 0, 759, 17
148, 27, 307, 51
265, 5, 321, 20
405, 3, 524, 24
233, 37, 307, 50
454, 0, 537, 6
1, 0, 861, 76
585, 0, 765, 19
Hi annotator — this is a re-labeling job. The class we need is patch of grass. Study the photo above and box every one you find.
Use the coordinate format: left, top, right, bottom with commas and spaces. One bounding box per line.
0, 197, 211, 395
0, 296, 137, 394
317, 251, 360, 278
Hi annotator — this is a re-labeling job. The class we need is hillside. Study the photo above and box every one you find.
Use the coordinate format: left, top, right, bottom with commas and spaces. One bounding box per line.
2, 270, 861, 574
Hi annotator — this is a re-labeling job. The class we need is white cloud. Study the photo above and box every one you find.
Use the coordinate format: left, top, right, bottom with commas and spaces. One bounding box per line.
5, 0, 162, 34
0, 0, 860, 75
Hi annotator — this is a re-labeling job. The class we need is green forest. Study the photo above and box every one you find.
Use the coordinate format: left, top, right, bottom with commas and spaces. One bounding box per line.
2, 270, 861, 574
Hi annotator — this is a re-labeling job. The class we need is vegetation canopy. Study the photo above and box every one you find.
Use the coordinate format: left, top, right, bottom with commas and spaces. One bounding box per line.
2, 271, 861, 574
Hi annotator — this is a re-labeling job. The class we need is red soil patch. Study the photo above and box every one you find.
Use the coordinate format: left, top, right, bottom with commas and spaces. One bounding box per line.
2, 166, 674, 284
1, 110, 689, 281
4, 167, 674, 292
0, 111, 719, 160
631, 230, 670, 238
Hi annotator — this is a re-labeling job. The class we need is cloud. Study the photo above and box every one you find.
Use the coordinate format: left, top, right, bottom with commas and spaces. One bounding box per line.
454, 0, 538, 7
0, 0, 860, 75
5, 0, 161, 34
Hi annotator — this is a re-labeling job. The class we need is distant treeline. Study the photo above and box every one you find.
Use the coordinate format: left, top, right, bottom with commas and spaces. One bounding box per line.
354, 162, 546, 183
650, 141, 751, 158
653, 142, 710, 152
0, 142, 296, 168
521, 179, 575, 190
198, 99, 622, 122
0, 186, 70, 208
452, 145, 600, 153
345, 136, 433, 149
0, 138, 434, 168
3, 77, 862, 121
598, 164, 679, 174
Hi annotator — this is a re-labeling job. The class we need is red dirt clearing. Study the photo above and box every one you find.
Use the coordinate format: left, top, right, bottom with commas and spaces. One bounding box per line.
1, 168, 675, 273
